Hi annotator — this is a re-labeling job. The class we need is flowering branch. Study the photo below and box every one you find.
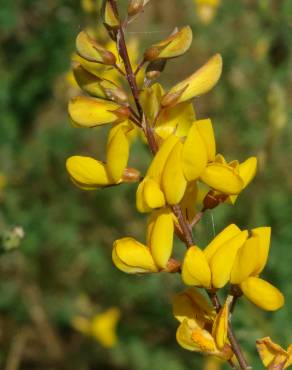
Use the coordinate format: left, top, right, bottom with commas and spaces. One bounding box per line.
106, 3, 250, 369
66, 2, 286, 369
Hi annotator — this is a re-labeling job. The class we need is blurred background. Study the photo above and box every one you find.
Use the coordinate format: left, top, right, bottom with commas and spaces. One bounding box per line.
0, 0, 292, 369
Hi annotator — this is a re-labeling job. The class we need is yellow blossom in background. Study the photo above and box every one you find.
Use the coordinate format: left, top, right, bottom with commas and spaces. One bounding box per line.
72, 307, 120, 348
194, 0, 221, 25
173, 288, 232, 359
256, 337, 292, 370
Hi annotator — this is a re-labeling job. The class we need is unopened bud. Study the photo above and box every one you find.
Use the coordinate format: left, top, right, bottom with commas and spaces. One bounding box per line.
144, 26, 193, 62
128, 0, 144, 16
76, 31, 116, 65
122, 167, 141, 182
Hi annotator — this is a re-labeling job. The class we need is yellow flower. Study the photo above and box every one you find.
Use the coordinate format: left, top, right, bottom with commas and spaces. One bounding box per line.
136, 135, 179, 212
173, 288, 232, 359
68, 96, 130, 128
195, 0, 221, 25
144, 26, 193, 61
136, 119, 215, 212
182, 224, 248, 289
140, 83, 196, 140
256, 337, 292, 369
66, 122, 137, 189
112, 208, 174, 273
230, 227, 284, 311
200, 153, 257, 196
72, 307, 120, 348
161, 54, 222, 107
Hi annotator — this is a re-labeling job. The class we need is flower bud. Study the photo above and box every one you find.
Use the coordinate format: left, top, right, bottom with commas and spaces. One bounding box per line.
145, 59, 167, 81
128, 0, 144, 16
144, 26, 193, 62
76, 31, 116, 65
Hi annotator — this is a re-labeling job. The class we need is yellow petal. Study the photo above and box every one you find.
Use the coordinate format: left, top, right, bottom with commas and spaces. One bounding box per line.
90, 308, 120, 348
102, 1, 119, 27
180, 181, 198, 222
143, 178, 166, 210
106, 125, 130, 182
136, 180, 151, 213
212, 301, 229, 350
140, 83, 164, 122
200, 162, 244, 195
148, 209, 174, 269
228, 157, 257, 204
210, 230, 248, 288
172, 287, 214, 323
240, 277, 285, 311
147, 134, 179, 183
158, 26, 193, 59
251, 226, 271, 275
68, 96, 126, 128
204, 224, 241, 262
182, 122, 208, 181
76, 31, 116, 65
112, 237, 158, 273
176, 319, 203, 352
66, 156, 112, 188
177, 319, 219, 355
256, 337, 288, 369
155, 102, 196, 140
195, 119, 216, 162
162, 54, 222, 106
230, 235, 261, 285
238, 156, 257, 188
162, 141, 188, 204
182, 246, 211, 288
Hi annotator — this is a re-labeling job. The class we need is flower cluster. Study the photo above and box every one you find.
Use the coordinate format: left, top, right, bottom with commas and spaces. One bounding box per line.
66, 1, 286, 368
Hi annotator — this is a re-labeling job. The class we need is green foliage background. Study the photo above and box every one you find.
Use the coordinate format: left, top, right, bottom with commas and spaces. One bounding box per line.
0, 0, 292, 369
